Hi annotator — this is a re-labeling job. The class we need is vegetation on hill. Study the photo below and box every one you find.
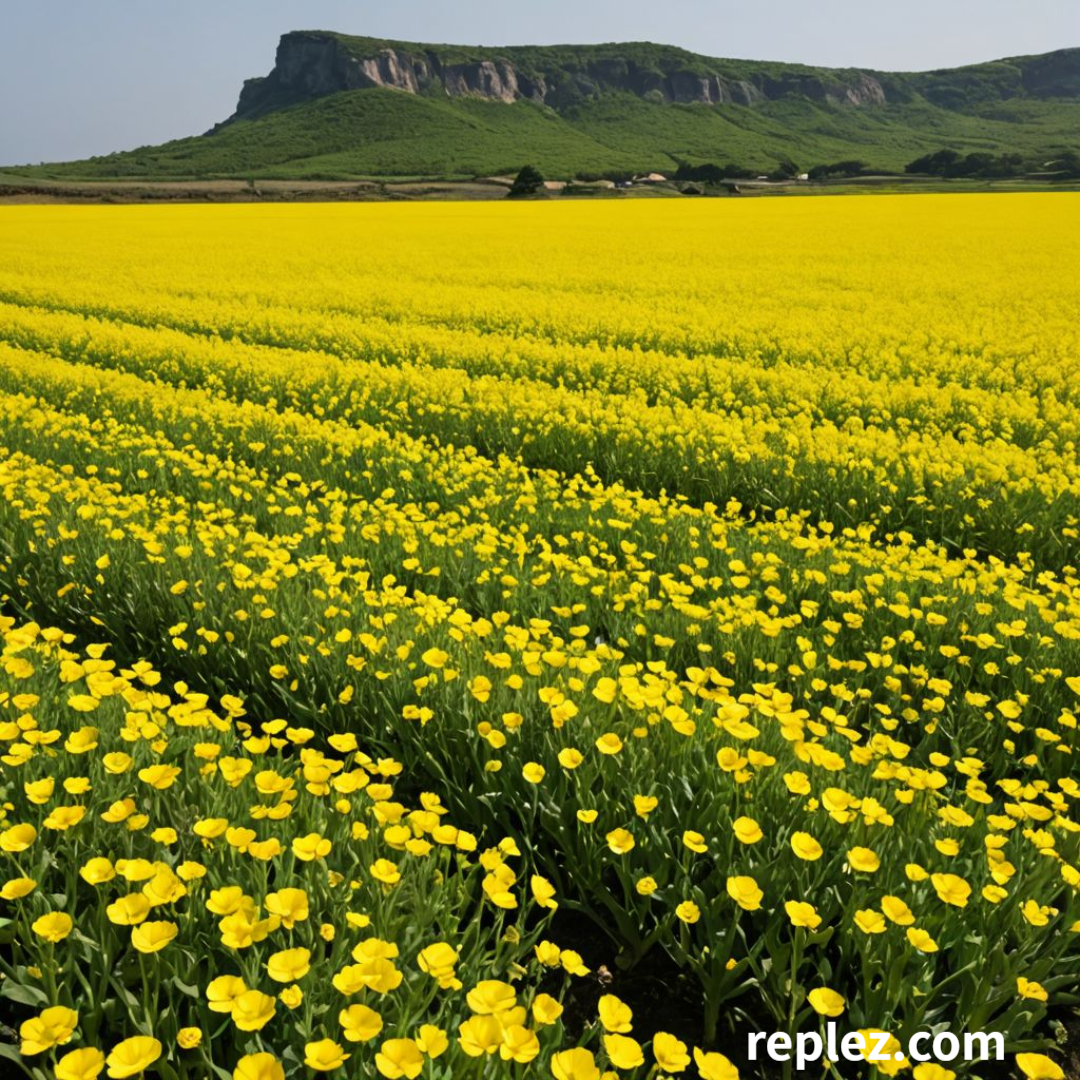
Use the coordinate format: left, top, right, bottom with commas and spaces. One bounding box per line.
1, 36, 1077, 181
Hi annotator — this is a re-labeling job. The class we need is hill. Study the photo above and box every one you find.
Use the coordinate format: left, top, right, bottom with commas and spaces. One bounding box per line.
5, 31, 1080, 180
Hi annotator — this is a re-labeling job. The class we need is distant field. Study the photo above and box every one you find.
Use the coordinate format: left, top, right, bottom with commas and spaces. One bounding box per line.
2, 173, 1078, 204
0, 176, 513, 204
1, 196, 1078, 1080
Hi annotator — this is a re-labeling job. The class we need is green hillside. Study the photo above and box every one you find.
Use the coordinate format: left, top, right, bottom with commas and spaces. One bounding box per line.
4, 34, 1079, 181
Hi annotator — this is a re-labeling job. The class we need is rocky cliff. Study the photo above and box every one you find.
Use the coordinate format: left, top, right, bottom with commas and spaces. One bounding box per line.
230, 31, 898, 120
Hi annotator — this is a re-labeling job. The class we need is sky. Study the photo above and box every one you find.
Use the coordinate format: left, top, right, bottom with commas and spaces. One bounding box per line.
2, 0, 1078, 166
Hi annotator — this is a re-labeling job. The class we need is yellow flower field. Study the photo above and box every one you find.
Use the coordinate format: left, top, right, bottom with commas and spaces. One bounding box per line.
0, 195, 1078, 1079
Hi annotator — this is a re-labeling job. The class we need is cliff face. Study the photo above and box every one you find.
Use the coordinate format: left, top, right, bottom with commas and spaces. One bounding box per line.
229, 32, 1080, 123
231, 32, 888, 119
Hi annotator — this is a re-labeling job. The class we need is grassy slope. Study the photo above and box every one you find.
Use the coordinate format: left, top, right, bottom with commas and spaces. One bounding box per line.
5, 88, 1080, 182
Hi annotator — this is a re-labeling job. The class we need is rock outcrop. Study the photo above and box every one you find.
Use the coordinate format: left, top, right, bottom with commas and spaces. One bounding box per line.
229, 31, 889, 120
228, 32, 1080, 124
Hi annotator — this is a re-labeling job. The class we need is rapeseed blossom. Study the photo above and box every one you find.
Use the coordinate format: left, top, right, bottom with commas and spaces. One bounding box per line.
0, 197, 1078, 1074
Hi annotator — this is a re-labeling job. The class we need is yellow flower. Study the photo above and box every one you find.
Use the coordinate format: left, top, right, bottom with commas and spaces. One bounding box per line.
558, 748, 584, 769
43, 805, 87, 831
0, 876, 37, 900
551, 1047, 601, 1080
55, 1047, 106, 1080
881, 895, 915, 926
339, 1004, 383, 1042
105, 1036, 162, 1079
233, 1053, 286, 1080
193, 818, 229, 839
206, 975, 248, 1013
604, 1034, 645, 1069
1022, 900, 1053, 927
1017, 977, 1049, 1002
458, 1015, 503, 1056
499, 1026, 540, 1064
206, 885, 246, 915
726, 875, 763, 911
266, 947, 312, 982
535, 941, 561, 967
137, 764, 180, 790
143, 866, 186, 906
292, 832, 332, 861
376, 1038, 425, 1078
847, 847, 880, 873
230, 989, 277, 1031
522, 762, 545, 783
856, 1031, 906, 1074
264, 887, 309, 927
784, 771, 811, 795
20, 1006, 79, 1055
693, 1048, 740, 1080
931, 872, 971, 908
533, 993, 564, 1025
1014, 1054, 1065, 1080
1, 823, 37, 852
808, 987, 845, 1017
106, 894, 151, 926
116, 859, 155, 883
32, 911, 73, 942
605, 828, 635, 854
369, 859, 401, 885
595, 733, 623, 755
784, 900, 821, 930
682, 830, 707, 853
653, 1031, 691, 1073
25, 777, 55, 804
131, 920, 178, 953
636, 876, 658, 895
531, 874, 558, 910
561, 949, 590, 975
417, 941, 458, 980
733, 816, 762, 844
466, 980, 516, 1015
341, 957, 402, 994
304, 1039, 350, 1072
790, 831, 823, 860
676, 900, 701, 924
906, 927, 940, 953
176, 1028, 202, 1049
854, 909, 887, 934
598, 994, 633, 1033
912, 1066, 955, 1080
415, 1025, 448, 1057
80, 858, 116, 885
102, 752, 133, 774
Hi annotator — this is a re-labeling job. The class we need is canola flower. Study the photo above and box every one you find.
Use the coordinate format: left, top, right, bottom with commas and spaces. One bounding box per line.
0, 197, 1078, 1078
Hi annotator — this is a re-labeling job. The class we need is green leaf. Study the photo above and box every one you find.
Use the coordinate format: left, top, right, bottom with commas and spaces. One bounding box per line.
170, 975, 201, 999
0, 980, 48, 1007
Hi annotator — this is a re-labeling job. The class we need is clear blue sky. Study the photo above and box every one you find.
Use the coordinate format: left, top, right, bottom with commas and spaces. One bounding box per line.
2, 0, 1077, 166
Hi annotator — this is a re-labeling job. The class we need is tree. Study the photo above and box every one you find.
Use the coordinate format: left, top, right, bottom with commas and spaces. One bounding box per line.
768, 159, 800, 181
807, 160, 868, 181
906, 149, 1027, 179
673, 162, 752, 183
508, 165, 546, 198
1048, 151, 1080, 179
905, 149, 961, 176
